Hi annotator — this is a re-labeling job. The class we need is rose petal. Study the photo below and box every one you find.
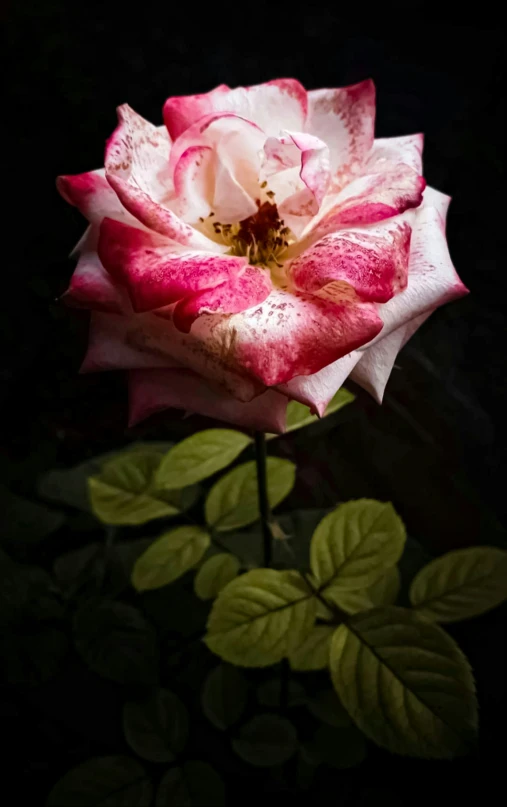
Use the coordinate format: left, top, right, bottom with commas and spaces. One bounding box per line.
213, 148, 258, 223
91, 309, 263, 402
422, 185, 451, 222
56, 169, 135, 226
80, 312, 182, 373
168, 112, 264, 187
368, 134, 424, 175
226, 289, 383, 387
307, 80, 376, 180
276, 350, 362, 415
169, 265, 273, 333
98, 218, 247, 314
163, 84, 230, 139
173, 145, 215, 222
290, 217, 411, 304
63, 227, 130, 314
105, 104, 217, 250
307, 163, 426, 238
371, 196, 468, 342
262, 130, 331, 237
263, 131, 330, 207
128, 368, 288, 433
164, 79, 307, 140
350, 311, 431, 402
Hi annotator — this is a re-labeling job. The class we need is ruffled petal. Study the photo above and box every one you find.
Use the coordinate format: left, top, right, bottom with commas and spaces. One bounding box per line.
63, 227, 130, 313
98, 218, 247, 314
263, 131, 330, 207
306, 80, 375, 179
169, 265, 273, 333
261, 131, 331, 237
105, 104, 217, 250
227, 289, 383, 387
164, 79, 307, 140
128, 368, 288, 433
290, 217, 411, 304
80, 312, 182, 373
276, 350, 361, 415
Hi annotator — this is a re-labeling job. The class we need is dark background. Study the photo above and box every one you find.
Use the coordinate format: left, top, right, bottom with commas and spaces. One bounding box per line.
3, 3, 506, 805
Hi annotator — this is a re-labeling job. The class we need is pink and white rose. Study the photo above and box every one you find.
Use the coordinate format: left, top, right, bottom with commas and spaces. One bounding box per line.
57, 78, 468, 433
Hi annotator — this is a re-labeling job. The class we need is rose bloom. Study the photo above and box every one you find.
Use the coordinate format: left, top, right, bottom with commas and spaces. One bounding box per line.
57, 79, 467, 433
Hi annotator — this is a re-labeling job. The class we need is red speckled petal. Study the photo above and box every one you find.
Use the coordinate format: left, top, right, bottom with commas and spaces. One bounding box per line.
308, 164, 426, 238
98, 218, 247, 314
164, 79, 307, 140
63, 228, 130, 313
105, 105, 217, 250
57, 169, 136, 226
276, 350, 362, 415
350, 311, 431, 402
170, 265, 273, 333
290, 217, 411, 304
307, 80, 376, 180
227, 289, 383, 387
128, 368, 288, 433
371, 195, 468, 343
80, 312, 182, 373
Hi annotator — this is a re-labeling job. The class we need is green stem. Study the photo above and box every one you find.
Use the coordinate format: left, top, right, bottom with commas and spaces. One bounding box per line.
98, 526, 117, 590
254, 431, 273, 567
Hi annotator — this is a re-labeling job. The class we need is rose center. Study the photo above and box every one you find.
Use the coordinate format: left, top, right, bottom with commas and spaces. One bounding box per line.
204, 200, 295, 270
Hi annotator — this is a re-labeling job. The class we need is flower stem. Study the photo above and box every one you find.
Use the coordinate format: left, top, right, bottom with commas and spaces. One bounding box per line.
254, 431, 273, 567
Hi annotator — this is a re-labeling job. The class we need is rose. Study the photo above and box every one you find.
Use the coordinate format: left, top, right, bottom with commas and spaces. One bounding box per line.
57, 78, 467, 433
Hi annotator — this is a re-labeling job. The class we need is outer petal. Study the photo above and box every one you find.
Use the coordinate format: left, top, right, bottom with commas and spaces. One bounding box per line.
276, 350, 362, 415
307, 164, 425, 239
164, 79, 307, 140
170, 265, 273, 333
369, 134, 424, 175
80, 312, 182, 373
370, 196, 469, 343
227, 289, 383, 387
63, 227, 130, 314
290, 217, 411, 304
350, 312, 431, 402
128, 368, 288, 433
98, 218, 247, 314
57, 169, 135, 226
85, 310, 263, 402
422, 185, 451, 222
105, 105, 217, 250
306, 80, 375, 180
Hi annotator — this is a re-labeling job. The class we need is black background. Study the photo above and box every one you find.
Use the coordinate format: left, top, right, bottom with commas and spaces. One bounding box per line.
3, 3, 506, 804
